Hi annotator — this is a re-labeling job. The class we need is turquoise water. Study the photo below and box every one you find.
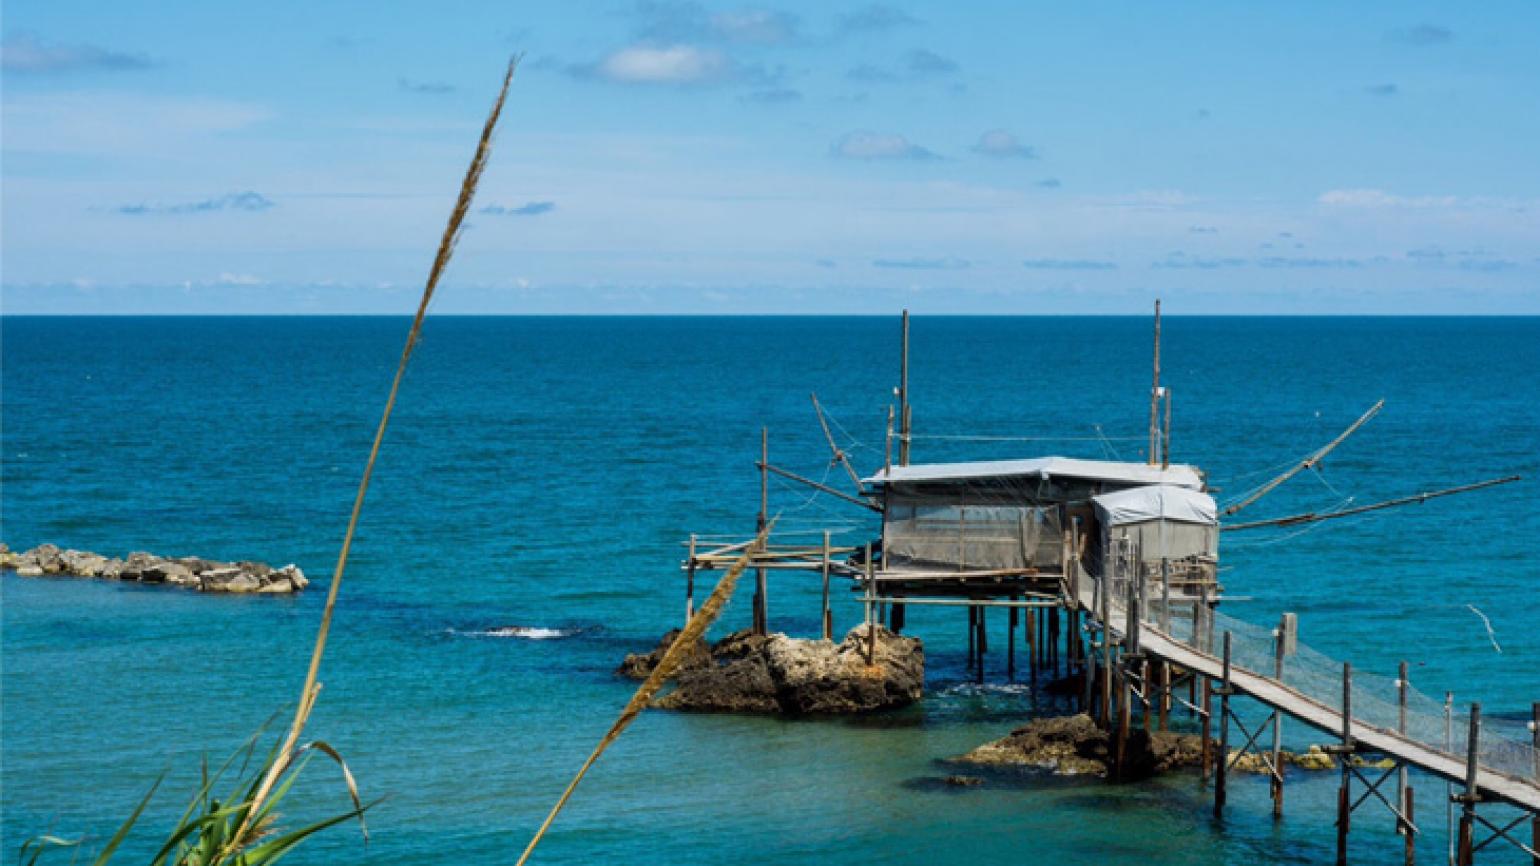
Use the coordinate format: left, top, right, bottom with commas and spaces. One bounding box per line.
3, 315, 1537, 864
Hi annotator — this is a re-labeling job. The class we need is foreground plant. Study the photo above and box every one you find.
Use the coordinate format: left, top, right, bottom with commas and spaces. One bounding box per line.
20, 57, 517, 864
20, 729, 372, 866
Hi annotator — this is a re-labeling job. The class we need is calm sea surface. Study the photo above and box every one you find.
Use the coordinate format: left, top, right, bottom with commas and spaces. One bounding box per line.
3, 316, 1537, 864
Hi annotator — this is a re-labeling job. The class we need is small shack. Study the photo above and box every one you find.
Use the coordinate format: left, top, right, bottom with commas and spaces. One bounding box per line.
1092, 483, 1218, 595
863, 457, 1208, 589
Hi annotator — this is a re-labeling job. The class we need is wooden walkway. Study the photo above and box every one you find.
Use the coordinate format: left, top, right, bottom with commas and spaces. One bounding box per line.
1078, 586, 1540, 813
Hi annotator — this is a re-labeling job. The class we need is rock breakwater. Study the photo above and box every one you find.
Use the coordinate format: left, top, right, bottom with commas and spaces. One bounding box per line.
1, 543, 308, 594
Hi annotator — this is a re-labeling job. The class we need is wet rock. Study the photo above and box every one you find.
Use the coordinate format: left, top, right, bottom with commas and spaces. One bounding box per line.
956, 713, 1206, 781
60, 550, 111, 577
651, 625, 924, 715
617, 628, 712, 680
30, 544, 65, 574
944, 774, 984, 787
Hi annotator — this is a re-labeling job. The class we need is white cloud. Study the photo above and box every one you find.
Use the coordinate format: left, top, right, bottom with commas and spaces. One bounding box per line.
832, 131, 939, 161
972, 129, 1036, 159
1318, 188, 1458, 208
594, 45, 730, 85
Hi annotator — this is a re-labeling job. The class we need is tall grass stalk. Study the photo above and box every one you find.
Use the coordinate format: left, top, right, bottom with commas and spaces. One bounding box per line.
514, 522, 775, 865
226, 56, 519, 854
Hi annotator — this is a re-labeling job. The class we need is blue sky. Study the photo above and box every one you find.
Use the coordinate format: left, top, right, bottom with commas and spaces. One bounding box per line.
2, 1, 1537, 313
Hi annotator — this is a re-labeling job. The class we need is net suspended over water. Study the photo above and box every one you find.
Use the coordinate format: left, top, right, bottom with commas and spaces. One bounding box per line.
1139, 584, 1540, 787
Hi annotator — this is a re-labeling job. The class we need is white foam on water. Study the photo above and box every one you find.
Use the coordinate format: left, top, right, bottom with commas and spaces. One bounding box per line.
450, 625, 578, 640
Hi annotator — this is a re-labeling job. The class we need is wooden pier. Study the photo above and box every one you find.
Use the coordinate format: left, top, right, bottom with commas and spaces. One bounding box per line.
670, 306, 1535, 863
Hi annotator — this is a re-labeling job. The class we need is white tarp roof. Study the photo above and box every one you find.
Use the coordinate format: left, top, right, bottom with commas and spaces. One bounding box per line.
1093, 484, 1217, 526
864, 456, 1204, 490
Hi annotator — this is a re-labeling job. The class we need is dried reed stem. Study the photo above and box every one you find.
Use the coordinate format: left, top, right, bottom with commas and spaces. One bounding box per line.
227, 57, 519, 853
514, 523, 775, 865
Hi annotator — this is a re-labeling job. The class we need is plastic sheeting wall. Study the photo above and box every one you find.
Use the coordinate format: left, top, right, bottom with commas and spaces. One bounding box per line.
884, 498, 1063, 571
1105, 520, 1216, 563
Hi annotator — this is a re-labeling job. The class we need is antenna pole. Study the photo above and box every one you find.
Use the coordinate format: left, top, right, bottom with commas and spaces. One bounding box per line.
1148, 299, 1161, 465
899, 309, 911, 466
1162, 388, 1173, 469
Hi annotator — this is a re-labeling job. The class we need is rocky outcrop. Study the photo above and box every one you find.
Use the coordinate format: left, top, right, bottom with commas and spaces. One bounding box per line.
1, 543, 307, 594
621, 625, 925, 715
955, 713, 1205, 781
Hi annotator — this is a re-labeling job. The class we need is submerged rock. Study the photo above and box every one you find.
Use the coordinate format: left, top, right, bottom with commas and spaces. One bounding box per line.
627, 625, 925, 715
2, 543, 306, 595
956, 713, 1205, 781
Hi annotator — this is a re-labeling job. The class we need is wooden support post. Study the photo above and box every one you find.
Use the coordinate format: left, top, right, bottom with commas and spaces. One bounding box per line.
1215, 631, 1232, 818
1456, 703, 1480, 866
1446, 692, 1456, 866
1158, 660, 1171, 732
1027, 608, 1038, 684
1141, 659, 1152, 732
1201, 676, 1214, 783
1008, 603, 1018, 682
1404, 785, 1416, 866
1050, 607, 1060, 678
755, 427, 769, 635
1148, 298, 1161, 465
1532, 701, 1539, 866
820, 531, 832, 641
890, 599, 905, 633
898, 309, 911, 467
863, 544, 876, 664
1272, 615, 1288, 819
1116, 658, 1132, 782
1338, 662, 1354, 866
1162, 385, 1173, 469
685, 534, 697, 627
1397, 661, 1409, 836
1099, 610, 1111, 726
967, 606, 977, 671
976, 605, 988, 684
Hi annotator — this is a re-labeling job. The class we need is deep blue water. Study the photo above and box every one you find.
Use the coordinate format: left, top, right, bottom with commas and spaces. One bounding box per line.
2, 315, 1537, 864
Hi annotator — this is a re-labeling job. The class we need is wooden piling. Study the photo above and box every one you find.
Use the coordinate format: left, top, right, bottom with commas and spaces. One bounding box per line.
754, 427, 769, 635
1404, 785, 1415, 866
976, 605, 988, 684
898, 310, 910, 467
1158, 660, 1171, 732
1532, 701, 1539, 866
685, 534, 697, 627
1338, 662, 1354, 866
967, 606, 977, 670
820, 531, 832, 641
1397, 661, 1409, 835
1027, 608, 1038, 684
1141, 659, 1152, 732
1201, 676, 1214, 782
1215, 631, 1232, 817
1456, 703, 1480, 866
1007, 603, 1018, 682
1272, 615, 1288, 819
863, 545, 876, 664
1116, 659, 1132, 782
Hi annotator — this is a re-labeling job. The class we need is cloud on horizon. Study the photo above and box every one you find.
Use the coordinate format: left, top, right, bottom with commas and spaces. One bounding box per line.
2, 32, 155, 74
1365, 83, 1398, 97
873, 256, 970, 270
832, 130, 939, 160
740, 87, 802, 104
1153, 252, 1247, 269
1318, 188, 1459, 208
482, 201, 556, 216
115, 192, 274, 215
1023, 258, 1116, 270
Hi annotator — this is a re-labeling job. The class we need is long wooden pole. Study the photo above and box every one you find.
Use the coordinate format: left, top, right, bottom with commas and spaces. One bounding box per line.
1148, 299, 1160, 465
1456, 704, 1481, 866
899, 310, 911, 466
1223, 475, 1521, 531
811, 392, 864, 494
756, 461, 882, 512
230, 58, 518, 854
755, 427, 768, 635
1223, 398, 1385, 516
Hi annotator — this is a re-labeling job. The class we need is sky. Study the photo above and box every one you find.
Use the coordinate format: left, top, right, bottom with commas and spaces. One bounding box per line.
2, 1, 1538, 314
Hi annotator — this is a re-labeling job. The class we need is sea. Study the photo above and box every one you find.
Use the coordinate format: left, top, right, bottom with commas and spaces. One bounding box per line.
3, 315, 1537, 864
